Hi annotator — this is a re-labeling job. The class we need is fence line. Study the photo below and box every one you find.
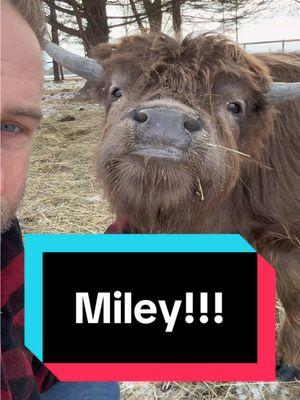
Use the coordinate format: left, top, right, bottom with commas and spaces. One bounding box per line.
241, 39, 300, 52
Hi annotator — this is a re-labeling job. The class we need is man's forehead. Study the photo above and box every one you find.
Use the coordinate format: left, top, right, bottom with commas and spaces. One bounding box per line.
1, 57, 43, 84
1, 74, 43, 120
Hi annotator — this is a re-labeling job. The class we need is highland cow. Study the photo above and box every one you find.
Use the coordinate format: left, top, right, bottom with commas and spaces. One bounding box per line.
46, 33, 300, 378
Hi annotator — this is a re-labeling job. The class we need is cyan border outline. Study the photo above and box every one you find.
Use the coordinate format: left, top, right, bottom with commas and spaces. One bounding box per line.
24, 234, 255, 362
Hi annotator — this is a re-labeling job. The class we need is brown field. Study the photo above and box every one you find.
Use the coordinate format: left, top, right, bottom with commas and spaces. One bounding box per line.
18, 79, 300, 400
18, 78, 114, 234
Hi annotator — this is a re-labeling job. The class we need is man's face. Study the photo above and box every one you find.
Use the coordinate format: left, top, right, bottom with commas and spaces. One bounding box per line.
1, 2, 43, 233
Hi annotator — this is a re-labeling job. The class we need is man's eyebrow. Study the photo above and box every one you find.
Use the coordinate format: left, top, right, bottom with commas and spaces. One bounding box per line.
6, 107, 43, 121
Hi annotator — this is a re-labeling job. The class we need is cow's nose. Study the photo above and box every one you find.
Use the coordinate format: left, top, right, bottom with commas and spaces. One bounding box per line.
130, 108, 203, 149
183, 116, 202, 132
132, 110, 148, 123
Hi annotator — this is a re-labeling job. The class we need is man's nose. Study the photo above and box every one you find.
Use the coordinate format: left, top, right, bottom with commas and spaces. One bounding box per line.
130, 107, 203, 149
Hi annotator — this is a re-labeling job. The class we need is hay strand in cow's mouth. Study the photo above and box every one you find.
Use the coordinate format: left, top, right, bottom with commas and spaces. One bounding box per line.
206, 143, 251, 158
207, 143, 273, 171
196, 178, 205, 201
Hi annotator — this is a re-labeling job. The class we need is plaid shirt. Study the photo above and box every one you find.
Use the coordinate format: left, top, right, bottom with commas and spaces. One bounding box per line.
1, 219, 57, 400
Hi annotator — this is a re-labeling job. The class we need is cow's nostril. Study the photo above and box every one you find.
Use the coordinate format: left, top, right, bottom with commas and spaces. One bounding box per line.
183, 117, 202, 133
132, 110, 148, 123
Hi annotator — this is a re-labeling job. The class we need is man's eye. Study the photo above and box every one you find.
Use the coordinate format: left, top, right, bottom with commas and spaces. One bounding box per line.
111, 87, 123, 101
1, 123, 22, 134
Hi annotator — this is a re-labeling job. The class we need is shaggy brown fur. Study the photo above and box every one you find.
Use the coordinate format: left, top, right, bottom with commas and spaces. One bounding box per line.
92, 33, 300, 369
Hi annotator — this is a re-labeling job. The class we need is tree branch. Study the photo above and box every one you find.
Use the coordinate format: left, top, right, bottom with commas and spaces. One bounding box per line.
129, 0, 146, 32
47, 13, 81, 38
44, 0, 80, 16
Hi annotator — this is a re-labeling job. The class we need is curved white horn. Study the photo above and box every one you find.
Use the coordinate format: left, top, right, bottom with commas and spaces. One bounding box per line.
45, 42, 104, 81
266, 82, 300, 103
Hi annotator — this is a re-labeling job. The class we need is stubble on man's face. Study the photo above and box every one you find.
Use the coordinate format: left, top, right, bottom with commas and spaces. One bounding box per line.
1, 188, 24, 233
1, 2, 43, 234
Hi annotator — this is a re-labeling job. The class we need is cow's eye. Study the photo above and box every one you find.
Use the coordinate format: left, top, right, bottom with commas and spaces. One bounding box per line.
226, 101, 245, 115
111, 87, 123, 101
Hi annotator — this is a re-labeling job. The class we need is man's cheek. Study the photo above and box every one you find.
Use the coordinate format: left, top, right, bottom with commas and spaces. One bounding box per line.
0, 145, 31, 201
1, 131, 34, 151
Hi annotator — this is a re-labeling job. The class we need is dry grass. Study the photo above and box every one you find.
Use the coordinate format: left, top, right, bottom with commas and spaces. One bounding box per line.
18, 79, 300, 400
18, 79, 114, 233
120, 381, 300, 399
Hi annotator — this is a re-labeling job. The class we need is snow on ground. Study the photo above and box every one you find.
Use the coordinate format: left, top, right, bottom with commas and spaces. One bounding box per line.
42, 78, 100, 117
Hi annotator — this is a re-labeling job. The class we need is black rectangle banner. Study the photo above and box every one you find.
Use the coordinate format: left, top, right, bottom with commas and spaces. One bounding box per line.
43, 252, 257, 363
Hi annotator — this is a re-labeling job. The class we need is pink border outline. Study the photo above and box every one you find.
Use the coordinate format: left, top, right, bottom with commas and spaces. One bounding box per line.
45, 255, 276, 381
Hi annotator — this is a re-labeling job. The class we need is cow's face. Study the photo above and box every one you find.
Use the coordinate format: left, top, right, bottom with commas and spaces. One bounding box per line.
94, 34, 273, 231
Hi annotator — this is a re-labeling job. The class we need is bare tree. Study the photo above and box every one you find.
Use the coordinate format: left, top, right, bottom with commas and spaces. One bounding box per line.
184, 0, 272, 42
129, 0, 146, 32
142, 0, 163, 31
171, 0, 182, 38
47, 0, 64, 81
45, 0, 109, 54
124, 0, 185, 33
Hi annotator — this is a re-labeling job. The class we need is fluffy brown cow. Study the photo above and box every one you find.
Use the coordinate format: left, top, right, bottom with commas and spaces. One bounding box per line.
46, 33, 300, 378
